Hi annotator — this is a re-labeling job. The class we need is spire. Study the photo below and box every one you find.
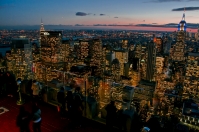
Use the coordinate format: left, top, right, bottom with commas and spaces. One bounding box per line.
40, 18, 45, 32
182, 7, 185, 21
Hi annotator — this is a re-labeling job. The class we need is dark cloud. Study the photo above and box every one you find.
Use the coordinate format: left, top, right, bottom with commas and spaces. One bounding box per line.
100, 14, 105, 16
172, 7, 199, 11
76, 12, 88, 16
93, 24, 107, 26
114, 17, 118, 18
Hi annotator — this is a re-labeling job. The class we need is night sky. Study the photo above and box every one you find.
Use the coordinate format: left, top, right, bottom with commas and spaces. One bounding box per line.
0, 0, 199, 31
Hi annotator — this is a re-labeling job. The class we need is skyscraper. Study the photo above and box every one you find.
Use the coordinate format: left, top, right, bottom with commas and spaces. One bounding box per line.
40, 19, 45, 32
10, 38, 32, 80
40, 31, 62, 63
171, 12, 186, 61
154, 37, 163, 54
146, 41, 156, 81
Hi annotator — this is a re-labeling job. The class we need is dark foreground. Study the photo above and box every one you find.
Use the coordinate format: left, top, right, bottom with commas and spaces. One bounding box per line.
0, 95, 121, 132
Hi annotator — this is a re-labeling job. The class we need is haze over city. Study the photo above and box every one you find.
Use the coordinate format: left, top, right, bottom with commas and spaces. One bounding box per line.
0, 0, 199, 31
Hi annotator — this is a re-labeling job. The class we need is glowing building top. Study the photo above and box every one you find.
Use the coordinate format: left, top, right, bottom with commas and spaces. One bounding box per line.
178, 8, 186, 31
40, 19, 45, 32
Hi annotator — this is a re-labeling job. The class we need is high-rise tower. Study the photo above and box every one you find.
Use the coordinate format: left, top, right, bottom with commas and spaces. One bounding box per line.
146, 41, 156, 81
40, 19, 45, 32
171, 10, 186, 61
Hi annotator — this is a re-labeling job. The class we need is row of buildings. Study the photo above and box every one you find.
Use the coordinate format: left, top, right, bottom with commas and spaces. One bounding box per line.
1, 12, 199, 128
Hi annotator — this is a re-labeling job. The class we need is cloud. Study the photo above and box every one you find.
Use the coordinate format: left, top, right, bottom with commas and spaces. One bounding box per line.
172, 7, 199, 11
114, 17, 119, 18
93, 24, 107, 26
76, 12, 88, 16
100, 14, 105, 16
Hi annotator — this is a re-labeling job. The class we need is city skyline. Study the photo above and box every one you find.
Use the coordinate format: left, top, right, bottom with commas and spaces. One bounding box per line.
0, 0, 199, 31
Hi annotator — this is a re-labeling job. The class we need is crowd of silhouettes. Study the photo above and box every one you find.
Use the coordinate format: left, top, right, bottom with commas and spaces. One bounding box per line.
57, 86, 84, 128
0, 71, 17, 98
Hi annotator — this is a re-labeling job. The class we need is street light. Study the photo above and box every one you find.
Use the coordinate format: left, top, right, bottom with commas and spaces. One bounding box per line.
16, 78, 25, 105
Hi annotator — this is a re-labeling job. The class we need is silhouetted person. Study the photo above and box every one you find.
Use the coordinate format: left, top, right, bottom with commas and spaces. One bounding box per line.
0, 72, 4, 96
16, 106, 31, 132
5, 72, 15, 97
32, 103, 42, 132
31, 80, 41, 103
57, 87, 66, 118
73, 87, 83, 128
105, 101, 117, 131
145, 116, 161, 132
65, 91, 73, 120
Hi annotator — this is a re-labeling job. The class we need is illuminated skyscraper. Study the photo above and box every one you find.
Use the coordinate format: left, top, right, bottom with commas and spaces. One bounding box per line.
169, 11, 187, 91
40, 31, 62, 63
171, 12, 186, 61
114, 49, 128, 76
154, 37, 163, 54
39, 31, 63, 81
40, 19, 45, 32
77, 40, 89, 64
184, 53, 199, 98
90, 39, 103, 76
10, 38, 32, 80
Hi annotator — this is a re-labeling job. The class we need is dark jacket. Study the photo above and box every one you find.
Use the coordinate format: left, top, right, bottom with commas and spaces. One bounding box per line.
57, 90, 65, 103
16, 111, 30, 128
105, 103, 117, 118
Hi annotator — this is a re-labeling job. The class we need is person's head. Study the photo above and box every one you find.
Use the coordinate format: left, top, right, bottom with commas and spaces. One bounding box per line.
6, 72, 10, 76
60, 87, 64, 91
110, 101, 115, 106
32, 80, 36, 83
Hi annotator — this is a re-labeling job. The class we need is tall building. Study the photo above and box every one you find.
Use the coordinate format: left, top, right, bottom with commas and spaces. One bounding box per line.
40, 19, 45, 32
154, 37, 163, 54
114, 49, 128, 77
170, 12, 187, 90
140, 45, 147, 80
10, 38, 32, 80
39, 31, 63, 81
40, 31, 62, 64
90, 39, 103, 76
77, 40, 89, 64
146, 41, 156, 81
184, 53, 199, 98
